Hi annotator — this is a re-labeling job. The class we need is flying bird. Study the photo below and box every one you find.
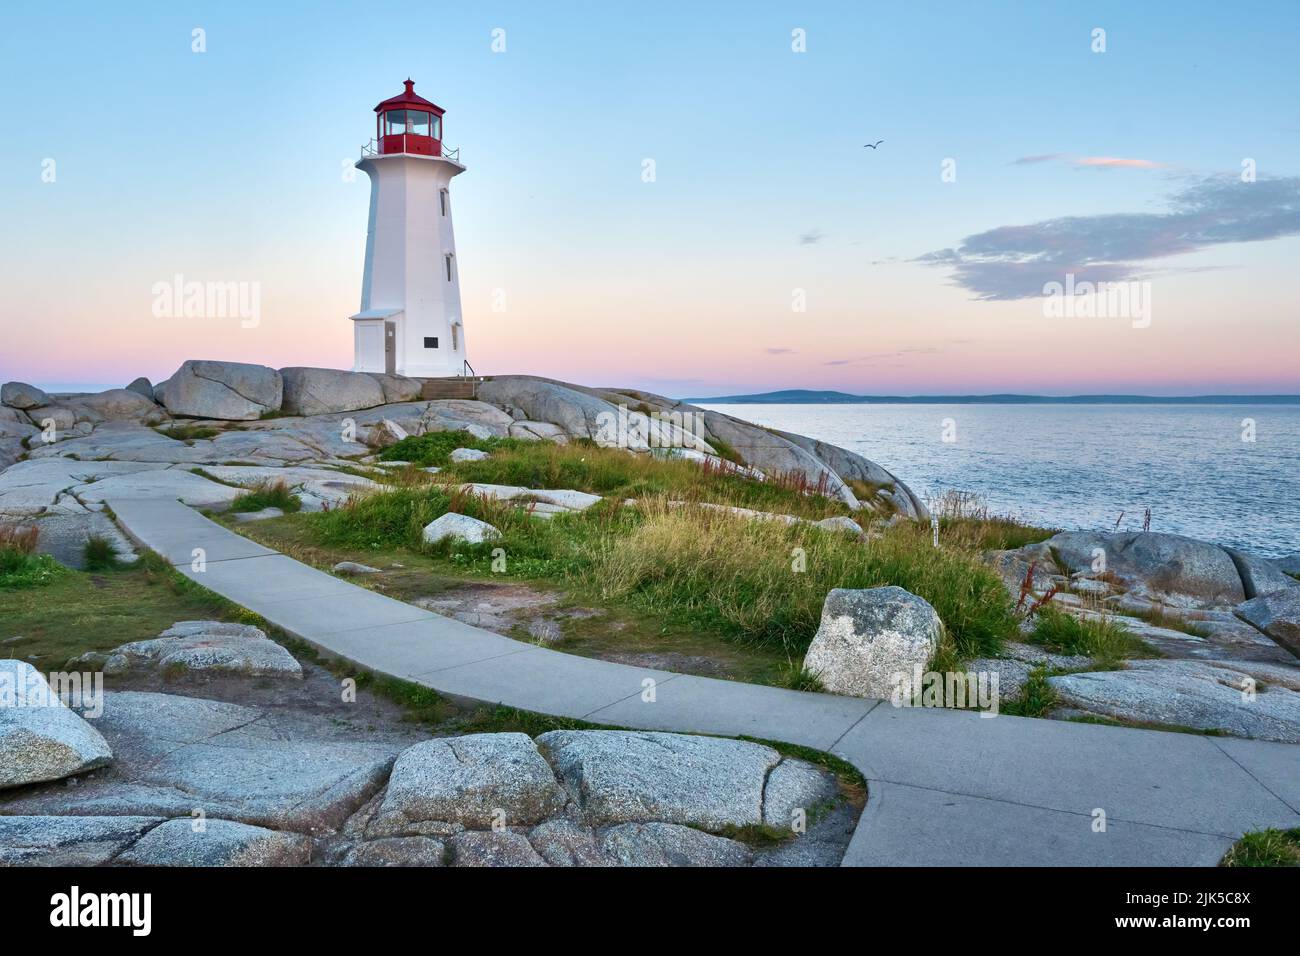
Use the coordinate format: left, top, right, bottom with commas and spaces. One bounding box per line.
864, 140, 884, 149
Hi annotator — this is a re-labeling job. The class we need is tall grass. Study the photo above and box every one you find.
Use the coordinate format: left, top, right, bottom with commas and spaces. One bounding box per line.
589, 497, 1015, 658
229, 479, 302, 514
446, 439, 849, 520
1029, 606, 1148, 665
379, 430, 523, 467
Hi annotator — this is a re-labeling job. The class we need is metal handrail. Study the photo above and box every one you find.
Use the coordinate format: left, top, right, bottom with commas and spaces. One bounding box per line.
359, 138, 460, 162
461, 359, 476, 379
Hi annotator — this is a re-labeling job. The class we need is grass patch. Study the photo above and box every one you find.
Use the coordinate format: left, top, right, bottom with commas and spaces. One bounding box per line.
1220, 828, 1300, 867
1029, 606, 1150, 665
1127, 605, 1212, 638
1000, 666, 1058, 717
0, 523, 67, 589
0, 551, 233, 664
379, 430, 520, 467
154, 423, 220, 442
82, 534, 121, 572
229, 479, 302, 514
443, 439, 850, 521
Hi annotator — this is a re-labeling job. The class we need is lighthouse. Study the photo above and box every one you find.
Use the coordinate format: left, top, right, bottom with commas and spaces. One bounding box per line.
350, 80, 468, 378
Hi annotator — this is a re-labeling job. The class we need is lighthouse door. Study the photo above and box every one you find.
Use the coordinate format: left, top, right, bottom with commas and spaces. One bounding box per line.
384, 323, 396, 374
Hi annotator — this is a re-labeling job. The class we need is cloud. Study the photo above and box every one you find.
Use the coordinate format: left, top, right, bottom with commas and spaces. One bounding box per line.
824, 347, 940, 366
1011, 153, 1069, 165
799, 229, 824, 245
1010, 153, 1164, 170
916, 175, 1300, 299
764, 347, 796, 355
1074, 156, 1165, 169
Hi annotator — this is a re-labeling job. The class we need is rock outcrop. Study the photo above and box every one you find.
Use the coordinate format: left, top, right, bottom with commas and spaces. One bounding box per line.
99, 622, 304, 681
1236, 588, 1300, 658
157, 360, 283, 420
0, 660, 113, 789
1, 382, 50, 410
803, 587, 943, 699
280, 367, 386, 416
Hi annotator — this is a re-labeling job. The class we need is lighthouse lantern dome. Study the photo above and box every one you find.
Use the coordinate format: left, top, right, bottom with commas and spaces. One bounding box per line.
374, 79, 445, 157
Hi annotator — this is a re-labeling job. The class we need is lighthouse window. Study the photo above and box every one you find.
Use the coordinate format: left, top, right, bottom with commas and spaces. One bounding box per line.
439, 190, 447, 216
424, 337, 439, 349
445, 254, 454, 281
410, 112, 431, 136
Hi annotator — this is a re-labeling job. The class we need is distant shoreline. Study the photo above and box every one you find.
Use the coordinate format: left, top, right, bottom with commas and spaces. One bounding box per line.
686, 390, 1300, 406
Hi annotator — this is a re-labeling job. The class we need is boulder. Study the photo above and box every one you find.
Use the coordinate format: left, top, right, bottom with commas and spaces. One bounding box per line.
58, 389, 167, 425
280, 367, 385, 417
449, 447, 490, 462
422, 400, 516, 437
761, 758, 840, 829
1226, 548, 1299, 600
449, 830, 548, 867
125, 377, 155, 401
1049, 660, 1300, 742
372, 733, 568, 832
537, 730, 787, 829
116, 818, 312, 867
157, 360, 283, 420
1043, 531, 1245, 604
421, 512, 501, 546
365, 373, 423, 404
598, 822, 753, 867
527, 818, 606, 866
0, 659, 113, 789
0, 815, 161, 866
364, 418, 408, 449
802, 586, 944, 699
1236, 588, 1300, 658
341, 836, 446, 867
1, 381, 50, 410
1272, 554, 1300, 577
101, 621, 303, 680
477, 377, 621, 442
509, 421, 569, 443
333, 561, 381, 575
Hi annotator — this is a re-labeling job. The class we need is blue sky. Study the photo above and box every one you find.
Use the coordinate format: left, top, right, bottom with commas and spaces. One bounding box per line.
2, 1, 1297, 395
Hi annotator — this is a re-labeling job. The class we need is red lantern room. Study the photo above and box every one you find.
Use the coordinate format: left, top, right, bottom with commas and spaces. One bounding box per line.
373, 79, 445, 157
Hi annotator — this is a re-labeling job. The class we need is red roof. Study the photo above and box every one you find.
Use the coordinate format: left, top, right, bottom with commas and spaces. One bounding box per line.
374, 79, 444, 116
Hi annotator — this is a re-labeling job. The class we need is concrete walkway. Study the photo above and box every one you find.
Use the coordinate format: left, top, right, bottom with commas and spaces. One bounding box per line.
109, 497, 1300, 866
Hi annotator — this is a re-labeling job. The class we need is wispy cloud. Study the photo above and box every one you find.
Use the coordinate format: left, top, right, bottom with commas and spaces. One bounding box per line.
824, 347, 940, 366
765, 347, 796, 355
1074, 156, 1165, 169
1010, 153, 1165, 170
799, 229, 824, 245
916, 175, 1300, 300
1011, 153, 1069, 165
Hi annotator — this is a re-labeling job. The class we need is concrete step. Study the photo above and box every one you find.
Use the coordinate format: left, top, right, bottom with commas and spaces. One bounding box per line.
419, 378, 479, 401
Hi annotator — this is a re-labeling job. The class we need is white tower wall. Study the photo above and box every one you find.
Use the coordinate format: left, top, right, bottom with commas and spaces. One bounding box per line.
353, 153, 466, 378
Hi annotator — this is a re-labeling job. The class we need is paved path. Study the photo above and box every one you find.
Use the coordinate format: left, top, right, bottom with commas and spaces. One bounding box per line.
109, 497, 1300, 866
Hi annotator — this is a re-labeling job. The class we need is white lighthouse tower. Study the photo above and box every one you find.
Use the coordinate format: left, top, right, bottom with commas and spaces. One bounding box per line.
350, 80, 468, 378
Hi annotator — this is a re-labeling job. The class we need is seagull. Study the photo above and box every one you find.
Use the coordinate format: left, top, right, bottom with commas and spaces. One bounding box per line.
864, 140, 884, 149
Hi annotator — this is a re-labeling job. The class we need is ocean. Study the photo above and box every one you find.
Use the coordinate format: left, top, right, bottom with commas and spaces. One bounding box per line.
698, 403, 1300, 557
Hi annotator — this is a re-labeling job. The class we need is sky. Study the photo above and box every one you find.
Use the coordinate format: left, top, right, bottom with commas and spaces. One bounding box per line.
1, 1, 1297, 397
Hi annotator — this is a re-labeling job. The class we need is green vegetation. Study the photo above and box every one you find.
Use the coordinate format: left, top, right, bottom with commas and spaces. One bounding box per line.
284, 480, 1015, 661
442, 438, 850, 521
379, 429, 521, 467
82, 534, 121, 572
1127, 605, 1211, 638
1220, 828, 1300, 867
0, 524, 67, 589
1029, 606, 1153, 666
0, 551, 233, 664
1000, 666, 1058, 717
229, 479, 302, 514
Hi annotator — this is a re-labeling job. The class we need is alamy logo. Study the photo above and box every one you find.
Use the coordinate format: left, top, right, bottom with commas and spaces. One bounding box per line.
0, 669, 103, 719
50, 886, 151, 936
151, 274, 261, 328
594, 404, 709, 451
1042, 273, 1151, 328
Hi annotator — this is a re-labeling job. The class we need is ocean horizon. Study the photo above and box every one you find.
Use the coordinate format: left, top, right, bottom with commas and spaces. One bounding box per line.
700, 401, 1300, 557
